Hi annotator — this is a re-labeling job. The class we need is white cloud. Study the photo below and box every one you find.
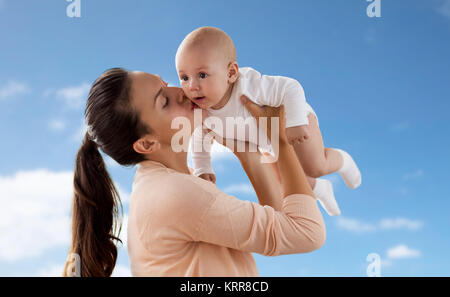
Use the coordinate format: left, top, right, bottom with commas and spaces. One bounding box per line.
403, 170, 423, 181
48, 119, 66, 132
0, 170, 73, 261
336, 216, 423, 233
387, 244, 421, 259
36, 264, 65, 277
223, 183, 255, 195
0, 169, 130, 262
56, 82, 90, 109
336, 217, 376, 233
438, 0, 450, 18
42, 88, 55, 98
379, 218, 423, 231
0, 81, 29, 100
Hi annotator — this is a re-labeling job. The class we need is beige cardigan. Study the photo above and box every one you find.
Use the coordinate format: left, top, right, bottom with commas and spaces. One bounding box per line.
127, 160, 325, 276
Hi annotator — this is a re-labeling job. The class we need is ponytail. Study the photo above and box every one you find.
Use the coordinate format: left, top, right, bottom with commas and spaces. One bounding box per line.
63, 133, 122, 277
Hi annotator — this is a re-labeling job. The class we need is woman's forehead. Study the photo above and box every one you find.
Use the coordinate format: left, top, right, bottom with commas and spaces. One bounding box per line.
130, 72, 162, 97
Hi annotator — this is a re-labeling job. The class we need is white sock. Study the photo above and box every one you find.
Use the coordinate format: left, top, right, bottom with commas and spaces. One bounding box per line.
334, 148, 362, 190
313, 178, 341, 216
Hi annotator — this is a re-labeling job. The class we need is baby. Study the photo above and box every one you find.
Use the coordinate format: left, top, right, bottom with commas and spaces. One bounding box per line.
175, 27, 362, 216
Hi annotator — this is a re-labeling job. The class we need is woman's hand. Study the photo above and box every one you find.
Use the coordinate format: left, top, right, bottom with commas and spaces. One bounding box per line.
204, 129, 283, 211
204, 128, 257, 162
240, 95, 288, 144
240, 95, 314, 198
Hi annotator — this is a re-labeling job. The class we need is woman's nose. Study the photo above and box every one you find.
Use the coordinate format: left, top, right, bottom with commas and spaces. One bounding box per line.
166, 87, 185, 104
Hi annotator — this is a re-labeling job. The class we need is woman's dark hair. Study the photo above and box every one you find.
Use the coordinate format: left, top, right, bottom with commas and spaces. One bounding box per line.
63, 68, 150, 277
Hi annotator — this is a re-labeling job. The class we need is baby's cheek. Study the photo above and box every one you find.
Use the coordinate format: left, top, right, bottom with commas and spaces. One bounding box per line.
180, 85, 189, 96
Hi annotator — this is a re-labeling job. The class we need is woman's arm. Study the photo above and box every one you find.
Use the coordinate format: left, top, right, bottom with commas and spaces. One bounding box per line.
235, 150, 283, 211
240, 95, 314, 198
158, 173, 325, 256
206, 129, 283, 210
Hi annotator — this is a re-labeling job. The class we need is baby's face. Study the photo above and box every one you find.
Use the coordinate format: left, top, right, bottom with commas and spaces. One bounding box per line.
176, 46, 230, 109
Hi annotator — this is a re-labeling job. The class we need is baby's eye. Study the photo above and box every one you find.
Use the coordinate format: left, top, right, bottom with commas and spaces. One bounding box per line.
199, 72, 208, 79
181, 75, 188, 81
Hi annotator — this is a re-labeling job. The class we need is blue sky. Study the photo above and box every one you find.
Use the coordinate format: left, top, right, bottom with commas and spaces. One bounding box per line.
0, 0, 449, 276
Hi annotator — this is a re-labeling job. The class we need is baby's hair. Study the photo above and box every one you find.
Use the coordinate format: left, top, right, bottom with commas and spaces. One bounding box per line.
176, 26, 237, 65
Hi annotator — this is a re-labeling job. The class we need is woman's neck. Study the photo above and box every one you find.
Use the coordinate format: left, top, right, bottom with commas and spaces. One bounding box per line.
146, 149, 190, 175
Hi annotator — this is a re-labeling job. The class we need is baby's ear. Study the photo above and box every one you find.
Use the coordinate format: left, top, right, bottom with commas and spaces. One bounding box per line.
227, 62, 239, 83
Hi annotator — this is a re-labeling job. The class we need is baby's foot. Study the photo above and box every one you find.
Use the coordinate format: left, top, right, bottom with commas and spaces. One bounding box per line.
313, 178, 341, 216
334, 149, 362, 190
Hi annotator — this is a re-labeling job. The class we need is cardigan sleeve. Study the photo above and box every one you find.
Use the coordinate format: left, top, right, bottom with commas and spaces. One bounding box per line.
160, 174, 326, 256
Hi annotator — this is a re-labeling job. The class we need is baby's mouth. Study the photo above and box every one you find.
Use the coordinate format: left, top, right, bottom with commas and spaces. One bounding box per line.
195, 96, 206, 101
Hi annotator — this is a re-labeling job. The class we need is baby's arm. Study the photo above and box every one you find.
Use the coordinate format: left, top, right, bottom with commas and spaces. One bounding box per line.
190, 126, 216, 182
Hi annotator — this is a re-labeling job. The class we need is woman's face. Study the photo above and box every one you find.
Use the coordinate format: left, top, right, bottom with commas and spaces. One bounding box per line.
130, 71, 204, 146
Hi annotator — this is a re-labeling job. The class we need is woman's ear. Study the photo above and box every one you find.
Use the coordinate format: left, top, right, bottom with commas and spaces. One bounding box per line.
133, 135, 161, 155
227, 62, 239, 84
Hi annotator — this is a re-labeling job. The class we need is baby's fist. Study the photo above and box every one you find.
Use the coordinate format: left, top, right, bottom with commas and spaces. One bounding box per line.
199, 173, 216, 184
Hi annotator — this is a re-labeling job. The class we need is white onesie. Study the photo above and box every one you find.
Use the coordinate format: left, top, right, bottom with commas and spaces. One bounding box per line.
189, 67, 317, 176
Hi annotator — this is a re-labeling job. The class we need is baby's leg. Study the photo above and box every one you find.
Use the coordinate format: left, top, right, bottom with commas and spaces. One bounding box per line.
289, 113, 343, 178
290, 113, 362, 189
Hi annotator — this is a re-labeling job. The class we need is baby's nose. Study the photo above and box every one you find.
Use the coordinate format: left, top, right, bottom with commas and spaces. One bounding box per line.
189, 79, 200, 91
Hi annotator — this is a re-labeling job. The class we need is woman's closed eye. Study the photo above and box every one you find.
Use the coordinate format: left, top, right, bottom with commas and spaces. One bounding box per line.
163, 96, 169, 108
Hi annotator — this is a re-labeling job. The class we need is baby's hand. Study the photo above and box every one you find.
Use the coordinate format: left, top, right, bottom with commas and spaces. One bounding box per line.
199, 173, 216, 184
286, 125, 310, 144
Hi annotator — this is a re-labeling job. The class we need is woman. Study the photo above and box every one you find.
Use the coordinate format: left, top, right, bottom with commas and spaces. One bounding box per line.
63, 68, 326, 277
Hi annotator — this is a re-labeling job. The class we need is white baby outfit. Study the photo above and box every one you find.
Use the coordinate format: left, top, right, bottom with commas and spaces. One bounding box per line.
190, 67, 318, 177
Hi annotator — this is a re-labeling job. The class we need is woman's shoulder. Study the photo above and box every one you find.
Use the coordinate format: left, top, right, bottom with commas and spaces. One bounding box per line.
131, 167, 218, 208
